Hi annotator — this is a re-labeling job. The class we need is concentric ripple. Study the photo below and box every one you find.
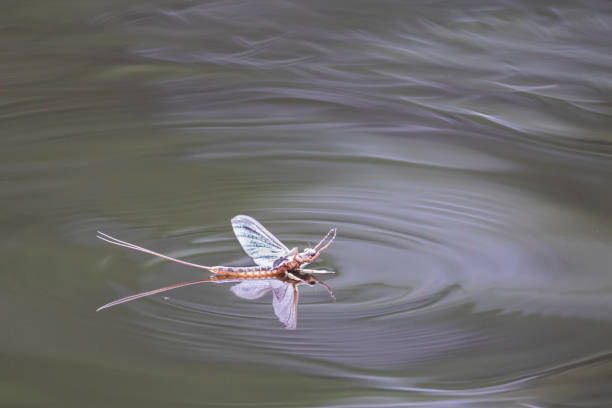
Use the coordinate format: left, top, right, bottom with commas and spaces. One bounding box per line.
94, 170, 612, 379
5, 0, 612, 406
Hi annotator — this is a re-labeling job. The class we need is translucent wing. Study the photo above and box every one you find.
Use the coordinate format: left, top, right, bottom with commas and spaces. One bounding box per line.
231, 215, 290, 267
272, 282, 299, 330
230, 280, 275, 300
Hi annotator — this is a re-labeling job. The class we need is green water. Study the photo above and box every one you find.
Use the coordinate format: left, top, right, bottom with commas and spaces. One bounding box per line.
3, 1, 612, 407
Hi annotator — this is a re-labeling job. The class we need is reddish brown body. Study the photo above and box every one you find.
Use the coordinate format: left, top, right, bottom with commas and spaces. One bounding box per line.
209, 265, 281, 280
207, 247, 314, 281
208, 260, 314, 284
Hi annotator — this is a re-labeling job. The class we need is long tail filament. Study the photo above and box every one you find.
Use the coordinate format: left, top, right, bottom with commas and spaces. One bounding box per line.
97, 231, 216, 272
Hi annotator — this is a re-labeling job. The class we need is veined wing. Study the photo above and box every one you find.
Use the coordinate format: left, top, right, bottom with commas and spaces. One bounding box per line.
272, 282, 298, 330
231, 280, 298, 329
231, 215, 290, 267
230, 280, 275, 300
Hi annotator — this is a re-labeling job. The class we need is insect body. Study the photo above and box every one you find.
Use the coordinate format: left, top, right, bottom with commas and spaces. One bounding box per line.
96, 215, 336, 329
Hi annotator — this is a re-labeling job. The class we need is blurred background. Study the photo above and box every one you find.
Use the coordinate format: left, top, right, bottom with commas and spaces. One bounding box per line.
2, 1, 612, 407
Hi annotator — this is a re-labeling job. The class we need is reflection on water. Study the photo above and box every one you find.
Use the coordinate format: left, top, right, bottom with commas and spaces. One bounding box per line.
3, 0, 612, 407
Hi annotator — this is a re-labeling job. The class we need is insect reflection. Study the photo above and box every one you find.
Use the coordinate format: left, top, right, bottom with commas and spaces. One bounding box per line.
97, 215, 336, 329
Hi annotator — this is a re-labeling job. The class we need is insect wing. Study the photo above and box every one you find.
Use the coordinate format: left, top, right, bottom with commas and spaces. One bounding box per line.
272, 282, 298, 330
231, 215, 290, 267
230, 280, 275, 300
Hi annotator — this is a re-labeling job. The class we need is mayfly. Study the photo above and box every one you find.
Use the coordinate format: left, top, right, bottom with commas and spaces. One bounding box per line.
96, 215, 336, 329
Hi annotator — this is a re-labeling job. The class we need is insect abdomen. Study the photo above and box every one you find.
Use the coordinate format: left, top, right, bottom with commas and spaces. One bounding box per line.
214, 266, 279, 279
237, 267, 279, 279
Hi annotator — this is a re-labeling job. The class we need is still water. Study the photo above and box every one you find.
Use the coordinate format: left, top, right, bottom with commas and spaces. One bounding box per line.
3, 1, 612, 407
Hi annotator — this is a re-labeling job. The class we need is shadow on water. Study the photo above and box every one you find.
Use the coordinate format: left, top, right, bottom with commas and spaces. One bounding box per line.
2, 0, 612, 407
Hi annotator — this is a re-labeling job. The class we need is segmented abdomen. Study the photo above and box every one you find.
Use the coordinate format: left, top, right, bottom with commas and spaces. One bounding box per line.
212, 265, 280, 280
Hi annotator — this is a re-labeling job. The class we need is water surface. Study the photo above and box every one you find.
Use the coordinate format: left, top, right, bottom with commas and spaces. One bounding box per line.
3, 1, 612, 407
